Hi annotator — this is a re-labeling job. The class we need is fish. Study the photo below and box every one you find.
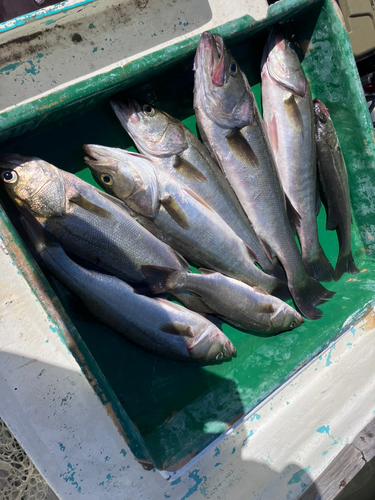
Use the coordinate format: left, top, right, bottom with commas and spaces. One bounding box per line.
313, 99, 359, 280
20, 210, 236, 362
261, 25, 334, 282
193, 31, 334, 320
140, 266, 304, 333
110, 95, 284, 278
0, 154, 212, 313
83, 144, 288, 298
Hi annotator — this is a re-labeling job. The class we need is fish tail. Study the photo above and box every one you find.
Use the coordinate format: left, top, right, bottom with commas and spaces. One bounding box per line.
334, 251, 359, 281
289, 276, 335, 320
270, 277, 290, 301
303, 247, 335, 282
140, 265, 182, 294
266, 258, 287, 282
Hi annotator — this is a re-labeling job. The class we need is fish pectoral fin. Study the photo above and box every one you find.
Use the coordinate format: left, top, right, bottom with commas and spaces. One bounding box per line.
326, 211, 338, 231
127, 190, 159, 217
285, 195, 302, 230
160, 195, 190, 230
283, 94, 304, 136
184, 188, 214, 211
226, 129, 260, 166
69, 193, 116, 219
160, 322, 195, 337
173, 156, 207, 182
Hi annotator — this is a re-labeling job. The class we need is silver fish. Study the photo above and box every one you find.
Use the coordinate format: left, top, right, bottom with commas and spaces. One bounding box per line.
21, 212, 236, 362
110, 96, 283, 277
314, 99, 359, 280
193, 31, 334, 320
0, 154, 210, 313
261, 26, 334, 282
140, 266, 304, 333
84, 144, 288, 297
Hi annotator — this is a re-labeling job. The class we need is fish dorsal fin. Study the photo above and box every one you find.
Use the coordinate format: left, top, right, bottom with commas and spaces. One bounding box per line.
283, 94, 304, 136
69, 193, 115, 219
160, 195, 190, 230
285, 195, 302, 230
160, 322, 194, 337
257, 236, 274, 263
184, 188, 214, 211
198, 268, 217, 275
173, 156, 207, 182
226, 129, 260, 167
253, 285, 271, 296
245, 242, 257, 262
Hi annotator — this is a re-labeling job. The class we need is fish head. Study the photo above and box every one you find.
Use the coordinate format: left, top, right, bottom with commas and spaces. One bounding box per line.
262, 25, 306, 97
187, 324, 236, 362
194, 31, 253, 129
83, 144, 160, 217
270, 303, 304, 331
0, 154, 66, 217
313, 99, 335, 144
110, 96, 188, 158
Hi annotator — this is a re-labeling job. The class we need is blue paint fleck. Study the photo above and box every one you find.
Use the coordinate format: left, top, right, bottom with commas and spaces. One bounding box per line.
347, 343, 352, 347
140, 476, 143, 480
213, 447, 220, 457
170, 477, 181, 486
104, 456, 110, 462
99, 481, 104, 486
58, 443, 65, 451
322, 451, 328, 456
317, 425, 330, 435
92, 47, 97, 53
231, 447, 236, 454
60, 463, 81, 492
0, 61, 22, 73
287, 466, 311, 485
331, 440, 338, 446
120, 449, 127, 457
214, 463, 221, 467
180, 470, 203, 500
37, 369, 46, 378
243, 429, 254, 446
49, 325, 57, 333
164, 494, 171, 499
44, 19, 55, 25
351, 327, 356, 337
326, 346, 335, 366
250, 414, 261, 422
89, 23, 95, 28
45, 339, 49, 343
25, 61, 40, 75
286, 401, 290, 405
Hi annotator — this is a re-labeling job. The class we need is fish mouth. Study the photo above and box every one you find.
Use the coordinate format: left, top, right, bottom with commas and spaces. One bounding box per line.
313, 99, 330, 118
195, 31, 225, 87
110, 95, 141, 127
83, 144, 119, 174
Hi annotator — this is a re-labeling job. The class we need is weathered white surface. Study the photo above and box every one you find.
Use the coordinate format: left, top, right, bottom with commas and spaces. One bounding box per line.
1, 230, 375, 499
0, 0, 268, 109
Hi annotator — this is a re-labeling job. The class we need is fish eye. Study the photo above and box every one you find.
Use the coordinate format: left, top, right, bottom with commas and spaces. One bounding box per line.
1, 171, 18, 184
290, 321, 296, 328
229, 62, 238, 76
143, 104, 155, 116
215, 352, 224, 360
100, 174, 113, 185
319, 114, 327, 123
288, 41, 296, 51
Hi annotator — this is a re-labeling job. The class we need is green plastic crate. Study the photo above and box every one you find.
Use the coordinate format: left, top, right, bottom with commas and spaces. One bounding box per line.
1, 0, 375, 473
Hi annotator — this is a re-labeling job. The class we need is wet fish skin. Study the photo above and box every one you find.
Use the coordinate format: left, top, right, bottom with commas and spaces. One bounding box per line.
110, 96, 281, 276
193, 31, 334, 320
313, 99, 359, 280
141, 266, 304, 333
0, 154, 211, 313
261, 26, 334, 282
83, 145, 288, 298
21, 212, 236, 362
